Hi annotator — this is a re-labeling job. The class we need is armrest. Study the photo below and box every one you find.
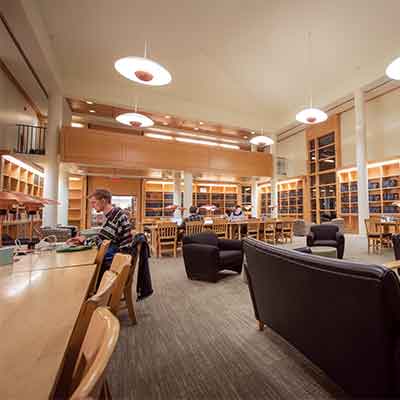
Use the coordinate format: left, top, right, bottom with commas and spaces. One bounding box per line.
336, 232, 345, 243
182, 243, 220, 280
218, 239, 242, 251
306, 232, 315, 246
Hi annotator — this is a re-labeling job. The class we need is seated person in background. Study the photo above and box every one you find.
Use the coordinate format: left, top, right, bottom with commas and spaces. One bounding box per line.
68, 188, 132, 278
183, 206, 203, 224
229, 205, 245, 221
172, 205, 183, 226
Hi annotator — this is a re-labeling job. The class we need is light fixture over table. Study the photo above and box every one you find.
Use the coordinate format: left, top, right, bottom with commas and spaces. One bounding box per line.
114, 42, 171, 86
249, 129, 274, 146
386, 57, 400, 80
295, 32, 328, 125
115, 98, 154, 128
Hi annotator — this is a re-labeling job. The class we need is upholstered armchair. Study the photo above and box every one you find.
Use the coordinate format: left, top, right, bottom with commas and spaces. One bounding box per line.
392, 234, 400, 260
182, 232, 243, 282
306, 224, 345, 259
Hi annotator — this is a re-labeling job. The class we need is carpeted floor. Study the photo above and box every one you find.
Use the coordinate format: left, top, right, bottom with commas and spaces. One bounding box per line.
108, 235, 393, 399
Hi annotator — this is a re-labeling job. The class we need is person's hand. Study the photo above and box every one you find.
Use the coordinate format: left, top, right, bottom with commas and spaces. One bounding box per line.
66, 235, 86, 245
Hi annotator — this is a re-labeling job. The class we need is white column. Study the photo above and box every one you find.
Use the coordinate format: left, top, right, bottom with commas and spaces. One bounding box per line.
183, 172, 193, 217
43, 93, 62, 226
355, 89, 369, 235
173, 172, 181, 206
270, 134, 278, 218
57, 165, 69, 225
251, 179, 259, 217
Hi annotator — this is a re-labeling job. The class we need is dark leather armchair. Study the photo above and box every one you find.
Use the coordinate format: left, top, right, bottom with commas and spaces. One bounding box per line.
182, 232, 243, 282
306, 224, 345, 259
392, 234, 400, 260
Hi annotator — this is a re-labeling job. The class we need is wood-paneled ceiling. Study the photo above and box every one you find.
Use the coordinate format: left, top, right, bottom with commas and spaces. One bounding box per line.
67, 98, 256, 150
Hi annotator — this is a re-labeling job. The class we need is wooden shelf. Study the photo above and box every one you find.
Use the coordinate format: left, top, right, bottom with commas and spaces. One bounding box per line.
68, 175, 87, 229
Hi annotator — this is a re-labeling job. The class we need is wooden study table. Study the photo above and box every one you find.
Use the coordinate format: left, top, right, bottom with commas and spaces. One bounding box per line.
7, 247, 97, 273
0, 249, 97, 400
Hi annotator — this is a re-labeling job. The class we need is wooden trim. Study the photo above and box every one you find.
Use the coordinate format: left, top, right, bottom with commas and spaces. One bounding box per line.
0, 58, 44, 121
0, 12, 48, 99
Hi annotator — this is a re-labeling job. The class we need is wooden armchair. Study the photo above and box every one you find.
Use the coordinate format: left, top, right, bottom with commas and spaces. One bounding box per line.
365, 219, 391, 254
157, 222, 178, 257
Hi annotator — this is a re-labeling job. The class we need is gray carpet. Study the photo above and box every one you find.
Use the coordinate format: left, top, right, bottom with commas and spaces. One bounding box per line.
108, 250, 352, 399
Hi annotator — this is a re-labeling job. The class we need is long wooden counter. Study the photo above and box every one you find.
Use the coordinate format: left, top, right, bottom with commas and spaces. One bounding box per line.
0, 251, 97, 399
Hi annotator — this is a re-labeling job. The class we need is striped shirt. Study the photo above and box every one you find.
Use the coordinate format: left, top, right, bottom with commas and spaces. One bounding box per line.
93, 207, 132, 252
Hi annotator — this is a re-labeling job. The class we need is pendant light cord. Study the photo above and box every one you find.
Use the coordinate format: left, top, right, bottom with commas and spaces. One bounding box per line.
308, 31, 313, 108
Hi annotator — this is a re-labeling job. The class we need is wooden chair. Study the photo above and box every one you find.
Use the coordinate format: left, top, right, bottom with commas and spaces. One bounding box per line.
211, 219, 228, 239
263, 221, 277, 244
55, 271, 117, 398
365, 219, 391, 254
247, 219, 260, 240
185, 220, 204, 236
157, 222, 178, 257
281, 220, 294, 243
70, 307, 120, 400
108, 253, 134, 321
88, 239, 111, 296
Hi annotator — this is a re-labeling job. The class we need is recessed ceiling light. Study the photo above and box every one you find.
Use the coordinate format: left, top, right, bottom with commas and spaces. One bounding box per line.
194, 127, 199, 130
165, 115, 171, 118
199, 121, 204, 125
85, 100, 94, 105
145, 133, 173, 140
89, 109, 96, 113
251, 131, 255, 134
71, 122, 84, 128
244, 136, 248, 139
220, 144, 240, 150
163, 122, 168, 125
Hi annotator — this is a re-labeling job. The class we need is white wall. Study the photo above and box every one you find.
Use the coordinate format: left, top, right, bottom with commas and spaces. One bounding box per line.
277, 130, 307, 177
0, 68, 37, 150
341, 88, 400, 166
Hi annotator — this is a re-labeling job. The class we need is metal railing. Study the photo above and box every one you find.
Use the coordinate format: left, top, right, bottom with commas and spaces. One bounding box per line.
16, 124, 46, 155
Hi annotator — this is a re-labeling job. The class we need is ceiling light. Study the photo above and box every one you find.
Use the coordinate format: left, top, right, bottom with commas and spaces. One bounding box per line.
296, 32, 327, 125
85, 100, 94, 105
176, 138, 218, 146
199, 121, 204, 125
114, 43, 171, 86
198, 135, 217, 140
165, 115, 171, 118
220, 138, 239, 144
386, 57, 400, 80
145, 133, 173, 140
220, 144, 240, 150
71, 122, 84, 128
116, 112, 154, 128
296, 108, 328, 124
251, 131, 255, 134
244, 136, 248, 139
89, 109, 96, 113
249, 129, 274, 146
174, 131, 197, 138
163, 122, 168, 125
194, 127, 199, 130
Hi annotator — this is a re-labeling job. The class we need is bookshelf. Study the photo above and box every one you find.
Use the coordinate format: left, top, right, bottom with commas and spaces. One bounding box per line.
306, 115, 341, 224
68, 175, 87, 229
1, 156, 44, 197
142, 181, 239, 220
259, 177, 305, 219
338, 158, 400, 233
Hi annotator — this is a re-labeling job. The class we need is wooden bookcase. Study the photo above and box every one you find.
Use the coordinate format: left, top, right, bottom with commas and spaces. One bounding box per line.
338, 158, 400, 233
68, 175, 87, 229
258, 177, 306, 219
306, 115, 341, 224
142, 181, 239, 220
1, 156, 44, 196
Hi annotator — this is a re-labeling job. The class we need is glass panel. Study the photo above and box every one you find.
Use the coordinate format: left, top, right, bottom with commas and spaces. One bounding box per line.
319, 158, 336, 171
319, 184, 336, 198
318, 145, 335, 159
340, 183, 349, 193
319, 198, 336, 210
319, 172, 336, 185
318, 132, 334, 147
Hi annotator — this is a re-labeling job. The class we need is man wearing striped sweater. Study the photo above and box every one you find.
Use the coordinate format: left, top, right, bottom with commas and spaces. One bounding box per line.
69, 188, 132, 277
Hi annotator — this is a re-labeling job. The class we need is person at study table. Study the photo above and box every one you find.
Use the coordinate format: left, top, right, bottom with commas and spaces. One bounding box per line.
229, 205, 245, 221
68, 188, 132, 278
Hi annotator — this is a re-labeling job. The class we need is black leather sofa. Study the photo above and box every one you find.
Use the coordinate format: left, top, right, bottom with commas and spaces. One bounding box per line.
182, 232, 243, 282
306, 224, 345, 259
393, 234, 400, 260
243, 237, 400, 397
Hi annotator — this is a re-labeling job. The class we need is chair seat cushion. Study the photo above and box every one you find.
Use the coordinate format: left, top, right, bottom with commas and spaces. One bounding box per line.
313, 240, 338, 247
219, 250, 242, 268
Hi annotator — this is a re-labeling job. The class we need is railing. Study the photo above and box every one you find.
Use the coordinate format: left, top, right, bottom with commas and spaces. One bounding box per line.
16, 124, 46, 155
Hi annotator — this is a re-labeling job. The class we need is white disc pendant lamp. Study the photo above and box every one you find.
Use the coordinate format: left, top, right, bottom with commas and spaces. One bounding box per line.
296, 32, 327, 125
249, 128, 274, 146
115, 98, 154, 128
386, 57, 400, 80
115, 42, 171, 86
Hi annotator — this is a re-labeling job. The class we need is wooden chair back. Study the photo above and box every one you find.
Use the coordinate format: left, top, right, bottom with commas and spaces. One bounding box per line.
365, 218, 381, 235
282, 220, 294, 242
157, 222, 178, 257
70, 307, 120, 399
185, 220, 204, 236
247, 220, 260, 240
263, 221, 276, 244
90, 240, 111, 296
55, 271, 117, 397
211, 219, 228, 238
108, 253, 132, 316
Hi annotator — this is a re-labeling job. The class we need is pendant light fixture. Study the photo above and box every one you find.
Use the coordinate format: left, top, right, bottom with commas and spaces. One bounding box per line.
115, 99, 154, 128
296, 32, 328, 125
249, 128, 274, 146
386, 57, 400, 80
114, 42, 171, 86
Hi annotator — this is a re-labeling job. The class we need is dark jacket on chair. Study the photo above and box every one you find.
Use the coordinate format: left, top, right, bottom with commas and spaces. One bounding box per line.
306, 224, 345, 259
182, 232, 243, 282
